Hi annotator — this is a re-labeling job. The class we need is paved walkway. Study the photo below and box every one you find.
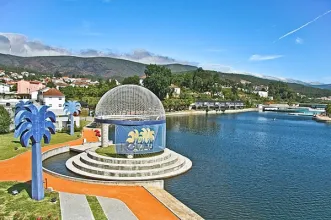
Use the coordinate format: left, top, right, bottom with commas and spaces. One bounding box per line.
146, 187, 204, 220
60, 192, 95, 220
97, 196, 138, 220
0, 128, 178, 220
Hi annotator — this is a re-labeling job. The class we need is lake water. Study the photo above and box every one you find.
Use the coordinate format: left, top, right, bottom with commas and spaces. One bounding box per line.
165, 112, 331, 219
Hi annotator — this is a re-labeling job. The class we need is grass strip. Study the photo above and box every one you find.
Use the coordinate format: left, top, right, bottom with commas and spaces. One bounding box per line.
86, 195, 108, 220
0, 132, 80, 160
0, 181, 61, 219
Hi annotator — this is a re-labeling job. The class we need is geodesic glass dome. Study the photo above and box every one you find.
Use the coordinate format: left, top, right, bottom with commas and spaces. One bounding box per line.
95, 85, 166, 121
95, 85, 166, 155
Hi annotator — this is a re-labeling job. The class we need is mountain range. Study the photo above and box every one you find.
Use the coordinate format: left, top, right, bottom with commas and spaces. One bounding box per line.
0, 53, 197, 78
0, 53, 330, 91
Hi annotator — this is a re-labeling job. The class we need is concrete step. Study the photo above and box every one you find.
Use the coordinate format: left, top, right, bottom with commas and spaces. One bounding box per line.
80, 152, 179, 171
71, 153, 186, 177
65, 155, 192, 181
86, 148, 173, 165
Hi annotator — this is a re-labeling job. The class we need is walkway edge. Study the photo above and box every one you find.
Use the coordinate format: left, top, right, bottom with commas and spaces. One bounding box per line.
145, 187, 204, 220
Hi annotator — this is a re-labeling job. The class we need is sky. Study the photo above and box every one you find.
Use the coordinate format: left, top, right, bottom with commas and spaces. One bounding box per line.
0, 0, 331, 83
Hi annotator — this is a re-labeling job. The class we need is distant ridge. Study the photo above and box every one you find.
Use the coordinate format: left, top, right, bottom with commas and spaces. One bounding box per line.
0, 53, 198, 78
311, 84, 331, 90
0, 53, 331, 98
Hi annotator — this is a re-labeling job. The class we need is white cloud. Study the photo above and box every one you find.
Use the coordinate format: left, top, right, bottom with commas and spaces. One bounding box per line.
276, 9, 331, 41
249, 54, 283, 61
295, 37, 304, 44
0, 33, 196, 65
200, 63, 232, 72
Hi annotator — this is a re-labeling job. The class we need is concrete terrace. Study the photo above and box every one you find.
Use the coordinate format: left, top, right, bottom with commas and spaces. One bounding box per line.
0, 129, 180, 220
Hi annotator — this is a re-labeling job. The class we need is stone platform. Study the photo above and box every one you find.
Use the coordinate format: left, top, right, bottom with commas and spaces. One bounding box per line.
66, 148, 192, 181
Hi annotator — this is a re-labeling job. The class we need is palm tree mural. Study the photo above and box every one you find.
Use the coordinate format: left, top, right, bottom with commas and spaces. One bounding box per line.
63, 101, 81, 135
145, 128, 155, 143
14, 104, 56, 201
126, 129, 139, 143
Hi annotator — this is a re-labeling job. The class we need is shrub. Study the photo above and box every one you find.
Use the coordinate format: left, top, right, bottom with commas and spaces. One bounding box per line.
0, 106, 11, 134
74, 124, 82, 132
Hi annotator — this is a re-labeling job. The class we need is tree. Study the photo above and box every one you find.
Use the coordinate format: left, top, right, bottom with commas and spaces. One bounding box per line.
326, 104, 331, 117
10, 84, 17, 92
144, 64, 171, 77
143, 65, 172, 100
14, 105, 56, 200
54, 71, 62, 77
46, 81, 56, 88
122, 75, 140, 85
268, 82, 295, 101
0, 106, 11, 134
64, 101, 81, 135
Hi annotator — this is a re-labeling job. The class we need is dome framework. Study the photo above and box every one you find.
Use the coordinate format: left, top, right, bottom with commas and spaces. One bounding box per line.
95, 85, 165, 122
94, 85, 166, 153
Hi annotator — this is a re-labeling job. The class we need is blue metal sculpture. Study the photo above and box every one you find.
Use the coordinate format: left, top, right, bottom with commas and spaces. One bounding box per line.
63, 101, 81, 135
15, 100, 32, 116
14, 104, 56, 201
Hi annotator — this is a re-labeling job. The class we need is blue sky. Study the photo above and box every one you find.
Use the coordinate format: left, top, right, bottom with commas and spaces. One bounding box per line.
0, 0, 331, 83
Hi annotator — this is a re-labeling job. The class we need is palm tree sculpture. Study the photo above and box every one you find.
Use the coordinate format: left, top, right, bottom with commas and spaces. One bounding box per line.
14, 104, 56, 201
15, 100, 32, 116
63, 101, 81, 135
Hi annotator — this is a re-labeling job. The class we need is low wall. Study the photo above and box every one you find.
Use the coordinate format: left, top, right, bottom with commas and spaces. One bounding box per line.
42, 146, 164, 189
166, 108, 258, 116
42, 146, 70, 160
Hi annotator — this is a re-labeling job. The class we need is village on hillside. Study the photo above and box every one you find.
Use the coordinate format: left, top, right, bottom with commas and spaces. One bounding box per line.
1, 65, 331, 132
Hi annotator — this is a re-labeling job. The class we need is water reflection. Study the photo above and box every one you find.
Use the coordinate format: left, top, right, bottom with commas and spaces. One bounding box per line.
165, 112, 331, 219
166, 114, 220, 136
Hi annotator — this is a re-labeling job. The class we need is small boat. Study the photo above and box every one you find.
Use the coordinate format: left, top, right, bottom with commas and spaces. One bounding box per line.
288, 113, 300, 116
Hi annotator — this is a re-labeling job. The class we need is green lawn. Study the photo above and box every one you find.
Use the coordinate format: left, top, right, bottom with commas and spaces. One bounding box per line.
0, 182, 61, 219
80, 119, 92, 128
95, 145, 117, 157
95, 146, 164, 158
86, 196, 107, 220
0, 132, 80, 161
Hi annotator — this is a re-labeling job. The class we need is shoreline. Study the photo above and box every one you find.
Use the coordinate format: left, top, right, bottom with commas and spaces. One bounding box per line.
314, 115, 331, 123
165, 108, 258, 116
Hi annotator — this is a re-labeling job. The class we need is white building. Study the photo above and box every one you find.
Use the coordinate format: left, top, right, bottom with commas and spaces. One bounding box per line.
109, 79, 120, 86
40, 88, 65, 109
254, 91, 269, 98
0, 84, 10, 93
31, 91, 39, 100
139, 75, 146, 86
170, 84, 181, 97
38, 88, 80, 131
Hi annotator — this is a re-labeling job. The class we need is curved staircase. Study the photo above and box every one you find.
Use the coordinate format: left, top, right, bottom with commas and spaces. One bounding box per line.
66, 148, 192, 181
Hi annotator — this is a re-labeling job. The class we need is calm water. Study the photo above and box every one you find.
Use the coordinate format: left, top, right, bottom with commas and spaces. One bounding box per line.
165, 112, 331, 219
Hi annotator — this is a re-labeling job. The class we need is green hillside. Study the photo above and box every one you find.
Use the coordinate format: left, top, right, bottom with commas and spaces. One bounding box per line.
0, 53, 330, 98
176, 70, 331, 98
0, 53, 196, 77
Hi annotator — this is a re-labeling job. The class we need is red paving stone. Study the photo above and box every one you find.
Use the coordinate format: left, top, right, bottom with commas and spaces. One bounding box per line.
0, 129, 178, 220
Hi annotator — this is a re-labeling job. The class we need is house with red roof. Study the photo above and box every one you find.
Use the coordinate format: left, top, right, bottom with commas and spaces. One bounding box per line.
40, 88, 65, 109
38, 88, 80, 130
